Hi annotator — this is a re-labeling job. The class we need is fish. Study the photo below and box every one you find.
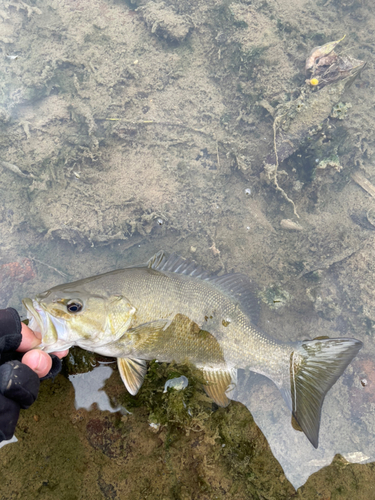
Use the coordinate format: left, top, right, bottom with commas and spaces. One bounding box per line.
23, 251, 362, 448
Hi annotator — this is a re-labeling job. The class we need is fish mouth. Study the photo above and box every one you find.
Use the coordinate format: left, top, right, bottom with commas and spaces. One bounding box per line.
22, 298, 71, 352
22, 298, 45, 340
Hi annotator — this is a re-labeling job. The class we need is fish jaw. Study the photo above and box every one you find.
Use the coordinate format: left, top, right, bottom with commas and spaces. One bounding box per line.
22, 297, 74, 353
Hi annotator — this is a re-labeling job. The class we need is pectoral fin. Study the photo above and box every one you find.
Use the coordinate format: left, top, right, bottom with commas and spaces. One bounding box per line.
117, 358, 147, 395
128, 319, 171, 335
202, 368, 237, 407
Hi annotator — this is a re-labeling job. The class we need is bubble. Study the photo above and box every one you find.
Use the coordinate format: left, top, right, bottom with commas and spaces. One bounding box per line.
245, 188, 251, 196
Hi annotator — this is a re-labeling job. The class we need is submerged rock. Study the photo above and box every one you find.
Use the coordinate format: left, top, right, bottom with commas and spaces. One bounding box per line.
139, 2, 193, 43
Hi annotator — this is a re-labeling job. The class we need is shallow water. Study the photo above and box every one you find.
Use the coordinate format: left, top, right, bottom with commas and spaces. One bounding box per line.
1, 0, 375, 497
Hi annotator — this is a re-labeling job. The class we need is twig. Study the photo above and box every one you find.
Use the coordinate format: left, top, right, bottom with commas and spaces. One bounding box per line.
351, 171, 375, 198
172, 230, 192, 248
97, 118, 213, 137
28, 256, 69, 278
272, 117, 300, 218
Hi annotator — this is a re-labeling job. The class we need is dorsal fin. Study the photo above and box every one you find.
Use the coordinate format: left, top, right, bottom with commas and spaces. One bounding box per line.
147, 250, 210, 279
147, 251, 260, 324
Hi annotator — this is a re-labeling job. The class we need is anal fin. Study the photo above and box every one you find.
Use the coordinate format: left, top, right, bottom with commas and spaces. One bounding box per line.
117, 358, 147, 395
202, 368, 237, 407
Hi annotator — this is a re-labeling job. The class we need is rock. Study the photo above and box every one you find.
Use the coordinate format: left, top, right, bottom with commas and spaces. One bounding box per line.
280, 219, 303, 231
139, 2, 192, 43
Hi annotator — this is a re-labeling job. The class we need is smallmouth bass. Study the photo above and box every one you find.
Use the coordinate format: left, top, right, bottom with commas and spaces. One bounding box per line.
23, 251, 362, 448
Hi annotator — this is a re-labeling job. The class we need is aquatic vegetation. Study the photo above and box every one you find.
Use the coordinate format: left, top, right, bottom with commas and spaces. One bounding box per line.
331, 101, 353, 120
259, 284, 292, 310
114, 361, 210, 428
62, 346, 100, 375
316, 154, 342, 174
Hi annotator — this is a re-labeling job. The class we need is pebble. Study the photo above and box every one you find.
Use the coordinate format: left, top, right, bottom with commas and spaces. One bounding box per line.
280, 219, 303, 231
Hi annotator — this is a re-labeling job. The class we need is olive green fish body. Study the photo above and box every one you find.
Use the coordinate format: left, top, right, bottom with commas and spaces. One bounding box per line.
23, 251, 362, 448
89, 267, 289, 376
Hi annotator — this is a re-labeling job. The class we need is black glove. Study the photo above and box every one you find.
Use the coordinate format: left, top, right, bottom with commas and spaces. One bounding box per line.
0, 308, 61, 442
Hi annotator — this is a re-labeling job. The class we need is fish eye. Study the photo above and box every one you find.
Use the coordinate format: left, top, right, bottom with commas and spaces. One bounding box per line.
67, 300, 83, 313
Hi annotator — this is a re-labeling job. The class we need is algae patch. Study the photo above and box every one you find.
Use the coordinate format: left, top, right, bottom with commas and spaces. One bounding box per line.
0, 363, 295, 499
259, 285, 292, 310
108, 360, 213, 431
331, 101, 353, 120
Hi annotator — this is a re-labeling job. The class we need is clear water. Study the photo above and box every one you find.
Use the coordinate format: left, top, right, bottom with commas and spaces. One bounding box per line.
1, 0, 375, 497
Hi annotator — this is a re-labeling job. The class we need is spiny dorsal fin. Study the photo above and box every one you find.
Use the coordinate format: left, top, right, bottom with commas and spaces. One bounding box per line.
202, 367, 237, 407
117, 358, 147, 395
147, 250, 210, 279
147, 251, 260, 324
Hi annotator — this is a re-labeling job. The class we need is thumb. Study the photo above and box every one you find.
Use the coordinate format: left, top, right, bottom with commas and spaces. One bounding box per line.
22, 350, 53, 378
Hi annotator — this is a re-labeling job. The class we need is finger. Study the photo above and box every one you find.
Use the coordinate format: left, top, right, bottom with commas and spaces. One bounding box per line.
52, 349, 69, 359
22, 350, 52, 378
16, 323, 42, 352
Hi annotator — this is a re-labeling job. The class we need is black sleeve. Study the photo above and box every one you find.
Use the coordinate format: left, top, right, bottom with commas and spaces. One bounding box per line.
0, 360, 40, 441
0, 308, 61, 442
0, 308, 22, 354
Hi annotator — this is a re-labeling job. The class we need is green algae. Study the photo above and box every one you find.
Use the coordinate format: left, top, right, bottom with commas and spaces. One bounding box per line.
0, 376, 94, 500
331, 101, 352, 120
210, 404, 294, 499
107, 360, 213, 429
0, 368, 295, 500
62, 346, 99, 375
259, 285, 292, 310
298, 454, 375, 499
2, 361, 375, 499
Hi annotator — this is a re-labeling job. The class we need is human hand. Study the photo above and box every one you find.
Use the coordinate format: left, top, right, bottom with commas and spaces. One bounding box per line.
18, 323, 68, 378
0, 307, 68, 442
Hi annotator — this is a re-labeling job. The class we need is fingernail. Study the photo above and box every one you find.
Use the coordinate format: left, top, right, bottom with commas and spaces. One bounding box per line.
35, 352, 51, 376
23, 351, 52, 377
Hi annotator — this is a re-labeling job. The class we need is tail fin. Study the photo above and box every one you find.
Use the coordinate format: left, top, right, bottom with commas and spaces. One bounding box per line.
280, 338, 362, 448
